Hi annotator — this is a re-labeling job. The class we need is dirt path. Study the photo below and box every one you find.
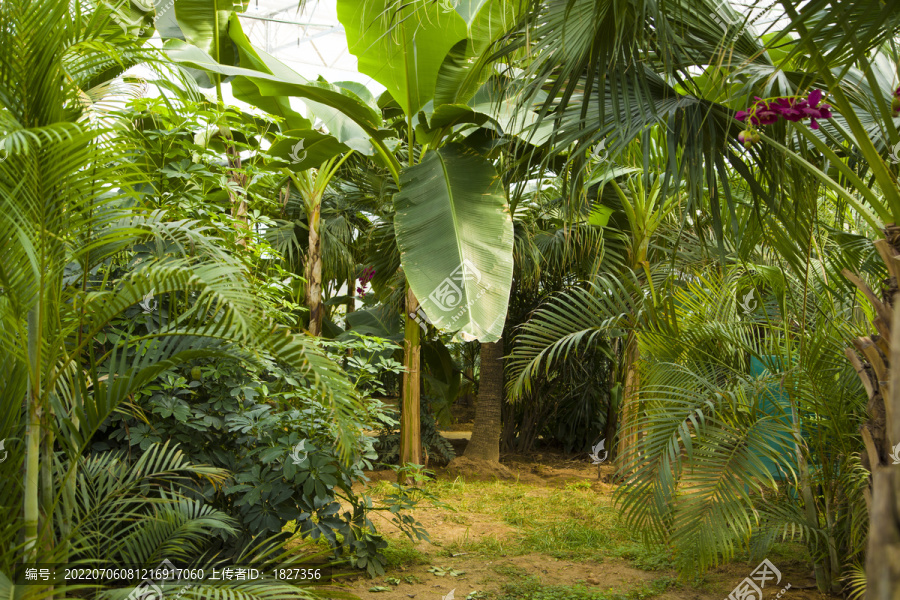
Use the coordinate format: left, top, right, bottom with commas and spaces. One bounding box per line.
327, 446, 833, 600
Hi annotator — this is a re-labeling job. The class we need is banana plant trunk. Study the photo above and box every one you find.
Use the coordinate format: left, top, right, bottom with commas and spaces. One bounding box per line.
306, 201, 323, 336
843, 225, 900, 599
399, 287, 422, 476
465, 339, 504, 462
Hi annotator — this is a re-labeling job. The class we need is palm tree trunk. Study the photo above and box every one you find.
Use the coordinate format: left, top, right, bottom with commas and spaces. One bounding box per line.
306, 201, 323, 336
465, 339, 504, 462
616, 334, 640, 473
24, 306, 40, 560
843, 228, 900, 598
399, 287, 422, 477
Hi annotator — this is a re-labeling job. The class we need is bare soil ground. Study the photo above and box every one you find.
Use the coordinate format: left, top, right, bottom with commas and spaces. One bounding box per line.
324, 435, 836, 600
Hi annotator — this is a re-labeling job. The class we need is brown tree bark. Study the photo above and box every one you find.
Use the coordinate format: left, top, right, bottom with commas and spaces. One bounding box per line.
306, 201, 323, 336
465, 339, 504, 462
399, 287, 422, 478
843, 225, 900, 599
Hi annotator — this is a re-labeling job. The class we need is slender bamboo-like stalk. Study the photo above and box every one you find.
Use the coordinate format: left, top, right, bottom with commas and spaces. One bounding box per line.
24, 307, 41, 560
399, 287, 422, 480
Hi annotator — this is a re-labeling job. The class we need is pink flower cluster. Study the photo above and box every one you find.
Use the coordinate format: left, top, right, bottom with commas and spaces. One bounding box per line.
356, 266, 375, 295
735, 90, 832, 147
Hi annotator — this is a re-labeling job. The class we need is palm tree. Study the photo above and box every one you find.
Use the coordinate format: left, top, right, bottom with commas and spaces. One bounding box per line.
283, 154, 356, 336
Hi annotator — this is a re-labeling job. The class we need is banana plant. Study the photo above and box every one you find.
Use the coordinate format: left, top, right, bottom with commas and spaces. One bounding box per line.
336, 0, 530, 466
163, 0, 524, 467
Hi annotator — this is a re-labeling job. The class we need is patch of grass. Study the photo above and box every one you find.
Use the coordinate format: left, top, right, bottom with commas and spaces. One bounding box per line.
445, 513, 472, 525
382, 537, 429, 567
614, 542, 675, 571
444, 533, 509, 557
764, 541, 813, 565
365, 479, 396, 497
564, 480, 593, 491
491, 563, 528, 579
494, 576, 677, 600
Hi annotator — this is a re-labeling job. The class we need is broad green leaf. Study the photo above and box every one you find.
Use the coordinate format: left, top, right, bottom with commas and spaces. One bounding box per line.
415, 103, 487, 147
337, 0, 467, 116
434, 0, 520, 106
268, 130, 349, 172
468, 81, 554, 146
164, 40, 383, 140
339, 305, 403, 341
589, 205, 614, 227
227, 13, 310, 130
394, 144, 513, 342
173, 0, 240, 66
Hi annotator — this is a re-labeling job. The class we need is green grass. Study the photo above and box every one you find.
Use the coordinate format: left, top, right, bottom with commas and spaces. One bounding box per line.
369, 475, 677, 572
382, 537, 429, 567
493, 575, 677, 600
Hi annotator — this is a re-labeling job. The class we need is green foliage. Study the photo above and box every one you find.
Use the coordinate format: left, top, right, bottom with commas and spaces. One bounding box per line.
374, 399, 457, 466
96, 333, 431, 577
393, 144, 515, 342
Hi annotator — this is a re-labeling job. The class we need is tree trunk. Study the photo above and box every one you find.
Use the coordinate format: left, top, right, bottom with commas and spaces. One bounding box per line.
616, 334, 640, 472
399, 287, 422, 477
306, 201, 323, 336
465, 339, 504, 462
843, 226, 900, 599
23, 306, 41, 561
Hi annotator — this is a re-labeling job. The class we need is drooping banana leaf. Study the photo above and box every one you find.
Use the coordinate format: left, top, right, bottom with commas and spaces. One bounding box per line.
164, 39, 384, 144
173, 0, 241, 66
394, 144, 513, 342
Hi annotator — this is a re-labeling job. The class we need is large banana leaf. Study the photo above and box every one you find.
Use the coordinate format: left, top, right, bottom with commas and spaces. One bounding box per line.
164, 40, 383, 143
336, 0, 467, 116
173, 0, 241, 66
434, 0, 520, 106
393, 144, 513, 342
